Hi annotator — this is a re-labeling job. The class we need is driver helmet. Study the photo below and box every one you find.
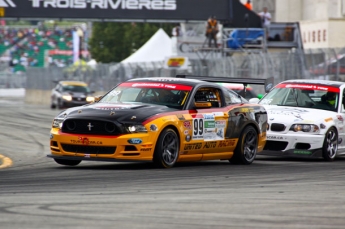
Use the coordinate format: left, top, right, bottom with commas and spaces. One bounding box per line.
326, 92, 337, 105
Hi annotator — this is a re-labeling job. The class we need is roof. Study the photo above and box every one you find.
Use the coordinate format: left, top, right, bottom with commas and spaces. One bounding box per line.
128, 77, 211, 87
280, 79, 345, 88
59, 81, 88, 86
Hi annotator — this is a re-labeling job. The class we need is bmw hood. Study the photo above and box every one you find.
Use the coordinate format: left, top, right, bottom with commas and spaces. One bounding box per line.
60, 102, 178, 123
264, 106, 335, 123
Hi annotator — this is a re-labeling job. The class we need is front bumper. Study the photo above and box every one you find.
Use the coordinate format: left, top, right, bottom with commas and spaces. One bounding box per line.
49, 128, 156, 162
61, 100, 89, 108
261, 132, 325, 158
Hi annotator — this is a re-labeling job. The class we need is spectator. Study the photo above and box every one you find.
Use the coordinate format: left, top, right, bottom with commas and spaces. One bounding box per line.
244, 0, 252, 10
171, 23, 181, 37
259, 7, 271, 29
258, 7, 272, 39
205, 15, 219, 48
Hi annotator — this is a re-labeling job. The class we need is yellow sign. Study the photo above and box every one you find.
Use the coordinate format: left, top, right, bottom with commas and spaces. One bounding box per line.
167, 57, 185, 67
0, 8, 4, 17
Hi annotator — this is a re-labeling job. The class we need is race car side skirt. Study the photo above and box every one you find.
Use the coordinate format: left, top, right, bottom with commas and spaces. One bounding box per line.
47, 154, 152, 163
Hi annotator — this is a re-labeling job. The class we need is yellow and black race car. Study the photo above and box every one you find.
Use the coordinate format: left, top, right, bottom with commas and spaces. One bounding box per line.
48, 75, 272, 168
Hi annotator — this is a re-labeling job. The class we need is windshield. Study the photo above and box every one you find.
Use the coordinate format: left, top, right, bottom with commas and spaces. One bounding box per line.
100, 82, 192, 109
259, 83, 340, 111
62, 85, 91, 93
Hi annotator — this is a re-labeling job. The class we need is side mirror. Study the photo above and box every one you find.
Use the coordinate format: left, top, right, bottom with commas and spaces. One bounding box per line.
94, 95, 103, 102
249, 98, 260, 104
194, 102, 212, 108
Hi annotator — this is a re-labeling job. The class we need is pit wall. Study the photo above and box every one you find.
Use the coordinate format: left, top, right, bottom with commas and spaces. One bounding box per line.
25, 89, 106, 105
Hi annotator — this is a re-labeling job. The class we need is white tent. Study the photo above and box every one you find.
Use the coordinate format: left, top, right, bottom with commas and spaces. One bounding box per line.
121, 28, 174, 63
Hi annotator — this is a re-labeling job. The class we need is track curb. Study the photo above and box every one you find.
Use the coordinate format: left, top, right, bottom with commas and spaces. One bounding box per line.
0, 154, 13, 169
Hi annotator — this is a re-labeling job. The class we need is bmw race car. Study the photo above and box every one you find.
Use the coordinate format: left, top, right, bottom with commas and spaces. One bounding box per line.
251, 79, 345, 161
48, 75, 271, 168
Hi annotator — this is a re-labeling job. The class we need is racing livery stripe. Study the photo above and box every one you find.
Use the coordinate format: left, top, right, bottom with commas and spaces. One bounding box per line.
142, 104, 242, 125
120, 82, 193, 90
277, 83, 340, 92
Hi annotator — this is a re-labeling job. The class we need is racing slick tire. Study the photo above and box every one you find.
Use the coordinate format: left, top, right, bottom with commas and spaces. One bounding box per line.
322, 127, 338, 161
153, 128, 180, 168
54, 158, 81, 166
230, 126, 258, 165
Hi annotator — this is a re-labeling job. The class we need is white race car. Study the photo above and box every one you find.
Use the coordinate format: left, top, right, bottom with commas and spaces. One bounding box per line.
250, 79, 345, 161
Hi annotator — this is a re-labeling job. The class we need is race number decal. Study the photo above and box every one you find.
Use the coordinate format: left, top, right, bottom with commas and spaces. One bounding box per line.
193, 118, 204, 139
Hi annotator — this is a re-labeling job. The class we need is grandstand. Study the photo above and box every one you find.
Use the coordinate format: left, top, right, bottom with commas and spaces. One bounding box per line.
0, 23, 88, 73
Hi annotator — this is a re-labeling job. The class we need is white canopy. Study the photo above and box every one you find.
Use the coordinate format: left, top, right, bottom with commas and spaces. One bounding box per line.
121, 28, 174, 63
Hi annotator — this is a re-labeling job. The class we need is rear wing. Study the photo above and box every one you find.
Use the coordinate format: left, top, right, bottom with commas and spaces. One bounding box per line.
176, 75, 274, 93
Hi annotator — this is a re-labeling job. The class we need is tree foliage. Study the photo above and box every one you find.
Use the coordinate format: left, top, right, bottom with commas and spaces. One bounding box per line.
89, 22, 174, 63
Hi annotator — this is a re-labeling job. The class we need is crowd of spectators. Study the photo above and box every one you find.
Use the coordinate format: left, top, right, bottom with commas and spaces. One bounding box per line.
0, 23, 86, 73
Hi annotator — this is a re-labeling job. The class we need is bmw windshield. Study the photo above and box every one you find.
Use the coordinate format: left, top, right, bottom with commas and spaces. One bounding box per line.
259, 83, 340, 111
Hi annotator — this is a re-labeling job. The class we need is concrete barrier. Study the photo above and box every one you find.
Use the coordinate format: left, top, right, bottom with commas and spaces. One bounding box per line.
25, 89, 51, 105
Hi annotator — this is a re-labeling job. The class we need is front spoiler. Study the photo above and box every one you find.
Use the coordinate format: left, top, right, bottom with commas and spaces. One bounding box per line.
259, 148, 323, 158
47, 154, 152, 163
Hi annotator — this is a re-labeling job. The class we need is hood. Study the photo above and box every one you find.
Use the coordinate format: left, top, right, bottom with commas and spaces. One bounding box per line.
264, 106, 335, 123
61, 102, 178, 123
63, 91, 91, 96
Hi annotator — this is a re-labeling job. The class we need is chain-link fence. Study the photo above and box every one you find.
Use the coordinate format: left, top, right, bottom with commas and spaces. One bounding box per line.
2, 47, 345, 93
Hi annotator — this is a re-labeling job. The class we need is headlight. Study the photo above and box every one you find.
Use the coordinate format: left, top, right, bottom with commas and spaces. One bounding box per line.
86, 96, 94, 102
126, 124, 147, 133
290, 124, 319, 133
52, 118, 64, 129
62, 95, 72, 101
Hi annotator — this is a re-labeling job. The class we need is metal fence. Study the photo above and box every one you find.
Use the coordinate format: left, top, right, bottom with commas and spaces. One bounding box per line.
2, 47, 345, 94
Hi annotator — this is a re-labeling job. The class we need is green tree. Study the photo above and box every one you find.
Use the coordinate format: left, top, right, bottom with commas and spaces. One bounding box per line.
89, 22, 174, 63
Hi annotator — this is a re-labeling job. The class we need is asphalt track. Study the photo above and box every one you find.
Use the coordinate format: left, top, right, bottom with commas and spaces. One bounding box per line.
1, 97, 345, 229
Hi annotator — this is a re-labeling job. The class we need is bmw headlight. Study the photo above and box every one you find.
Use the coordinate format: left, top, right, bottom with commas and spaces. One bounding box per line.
62, 95, 72, 101
52, 118, 64, 129
290, 124, 319, 133
126, 124, 148, 133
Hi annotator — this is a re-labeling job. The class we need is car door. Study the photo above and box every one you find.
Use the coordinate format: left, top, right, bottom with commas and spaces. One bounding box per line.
337, 86, 345, 152
183, 87, 230, 157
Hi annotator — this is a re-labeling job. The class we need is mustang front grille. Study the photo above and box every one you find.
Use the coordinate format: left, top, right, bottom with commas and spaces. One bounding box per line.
62, 119, 122, 135
61, 144, 116, 154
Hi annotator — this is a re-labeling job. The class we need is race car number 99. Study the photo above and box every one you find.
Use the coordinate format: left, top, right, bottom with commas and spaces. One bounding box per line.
193, 118, 204, 139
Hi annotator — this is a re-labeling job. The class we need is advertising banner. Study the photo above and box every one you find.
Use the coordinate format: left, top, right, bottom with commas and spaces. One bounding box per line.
1, 0, 232, 21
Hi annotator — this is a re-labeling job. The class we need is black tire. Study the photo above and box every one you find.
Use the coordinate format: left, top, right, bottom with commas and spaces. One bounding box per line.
153, 128, 179, 168
50, 103, 56, 109
54, 158, 81, 166
57, 99, 63, 109
230, 126, 258, 165
322, 127, 338, 161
